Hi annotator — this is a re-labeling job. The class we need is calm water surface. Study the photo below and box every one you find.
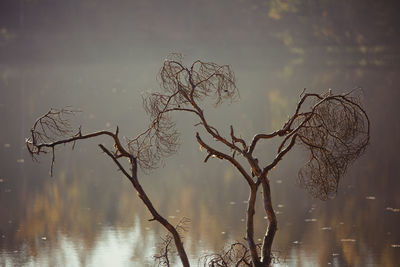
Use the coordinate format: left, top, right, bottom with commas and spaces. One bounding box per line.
1, 1, 399, 266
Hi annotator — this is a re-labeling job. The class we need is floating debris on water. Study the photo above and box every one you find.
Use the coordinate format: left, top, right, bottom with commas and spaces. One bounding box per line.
339, 222, 344, 225
321, 227, 332, 231
365, 196, 376, 200
293, 241, 302, 244
16, 159, 24, 163
168, 215, 176, 219
221, 232, 226, 235
391, 244, 400, 248
276, 180, 283, 184
386, 207, 400, 212
276, 211, 283, 215
305, 218, 317, 222
277, 204, 284, 208
341, 239, 356, 242
41, 236, 47, 240
332, 253, 340, 257
229, 201, 236, 205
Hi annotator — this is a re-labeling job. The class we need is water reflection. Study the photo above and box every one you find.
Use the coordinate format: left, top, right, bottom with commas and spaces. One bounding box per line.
1, 0, 400, 266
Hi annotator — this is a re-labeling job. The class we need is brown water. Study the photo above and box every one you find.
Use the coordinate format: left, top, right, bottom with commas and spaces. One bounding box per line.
1, 1, 400, 266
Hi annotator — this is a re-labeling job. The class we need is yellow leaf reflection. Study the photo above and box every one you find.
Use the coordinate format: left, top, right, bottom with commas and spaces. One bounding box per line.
268, 0, 298, 20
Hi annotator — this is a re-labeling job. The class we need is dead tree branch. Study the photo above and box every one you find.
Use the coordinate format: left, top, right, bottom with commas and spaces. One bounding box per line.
154, 217, 191, 267
200, 242, 255, 267
26, 108, 190, 267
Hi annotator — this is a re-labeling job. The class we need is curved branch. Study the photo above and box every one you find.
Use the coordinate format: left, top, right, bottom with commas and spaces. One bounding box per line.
247, 90, 313, 155
28, 130, 126, 154
99, 145, 190, 267
195, 132, 254, 187
262, 134, 298, 176
230, 125, 247, 151
248, 131, 282, 155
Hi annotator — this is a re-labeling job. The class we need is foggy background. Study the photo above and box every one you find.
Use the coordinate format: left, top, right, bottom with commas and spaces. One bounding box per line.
1, 0, 399, 266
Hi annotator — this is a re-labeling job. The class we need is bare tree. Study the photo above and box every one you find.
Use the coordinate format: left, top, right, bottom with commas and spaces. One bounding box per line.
25, 107, 190, 267
26, 54, 369, 267
142, 54, 370, 266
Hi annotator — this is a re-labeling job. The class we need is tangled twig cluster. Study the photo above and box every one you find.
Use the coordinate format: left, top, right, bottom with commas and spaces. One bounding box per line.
154, 217, 191, 267
295, 91, 370, 200
200, 242, 254, 267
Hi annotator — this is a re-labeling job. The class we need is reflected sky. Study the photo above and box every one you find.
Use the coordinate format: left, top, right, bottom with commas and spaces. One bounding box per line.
1, 0, 400, 266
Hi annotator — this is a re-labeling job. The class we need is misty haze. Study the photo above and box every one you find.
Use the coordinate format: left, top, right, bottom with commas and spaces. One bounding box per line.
1, 1, 399, 266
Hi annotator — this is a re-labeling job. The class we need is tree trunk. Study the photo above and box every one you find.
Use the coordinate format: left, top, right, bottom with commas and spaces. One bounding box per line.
260, 177, 277, 266
246, 185, 261, 266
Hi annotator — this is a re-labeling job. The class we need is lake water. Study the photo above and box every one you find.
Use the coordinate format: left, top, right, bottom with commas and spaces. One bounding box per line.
1, 1, 399, 266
